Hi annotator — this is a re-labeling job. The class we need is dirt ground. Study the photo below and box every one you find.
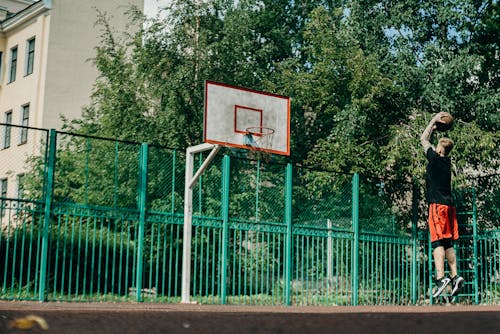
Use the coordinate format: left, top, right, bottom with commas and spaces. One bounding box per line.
1, 301, 499, 334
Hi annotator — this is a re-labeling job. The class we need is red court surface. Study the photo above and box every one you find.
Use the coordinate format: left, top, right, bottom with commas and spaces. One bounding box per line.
1, 301, 499, 334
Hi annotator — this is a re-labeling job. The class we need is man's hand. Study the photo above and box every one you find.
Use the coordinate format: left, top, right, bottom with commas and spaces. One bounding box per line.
432, 112, 448, 127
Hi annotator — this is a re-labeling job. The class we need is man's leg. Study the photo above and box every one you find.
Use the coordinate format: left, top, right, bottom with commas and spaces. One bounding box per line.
432, 244, 450, 298
429, 205, 452, 298
445, 242, 465, 296
433, 246, 445, 279
445, 246, 457, 278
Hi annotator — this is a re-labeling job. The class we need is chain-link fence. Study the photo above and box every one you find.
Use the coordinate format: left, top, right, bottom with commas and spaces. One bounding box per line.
0, 127, 499, 305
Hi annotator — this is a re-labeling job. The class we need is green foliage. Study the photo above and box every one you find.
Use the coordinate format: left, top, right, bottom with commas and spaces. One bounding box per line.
58, 0, 499, 227
292, 167, 352, 228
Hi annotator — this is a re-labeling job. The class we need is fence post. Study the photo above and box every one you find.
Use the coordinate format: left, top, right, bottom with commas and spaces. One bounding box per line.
411, 177, 419, 304
472, 188, 479, 305
39, 129, 57, 302
220, 155, 230, 304
284, 163, 293, 306
135, 143, 148, 302
327, 219, 333, 283
351, 173, 359, 306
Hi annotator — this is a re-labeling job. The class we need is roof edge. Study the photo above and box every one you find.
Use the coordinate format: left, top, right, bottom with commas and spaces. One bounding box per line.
0, 1, 50, 32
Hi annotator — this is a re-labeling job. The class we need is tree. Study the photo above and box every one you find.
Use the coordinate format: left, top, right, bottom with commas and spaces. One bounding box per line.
61, 1, 498, 226
68, 1, 316, 148
278, 6, 406, 172
347, 0, 499, 225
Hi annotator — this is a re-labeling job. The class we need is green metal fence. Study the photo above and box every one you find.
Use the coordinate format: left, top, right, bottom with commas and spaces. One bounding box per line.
0, 126, 499, 305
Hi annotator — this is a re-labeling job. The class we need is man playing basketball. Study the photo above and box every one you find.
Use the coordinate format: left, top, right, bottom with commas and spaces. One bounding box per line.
420, 112, 465, 298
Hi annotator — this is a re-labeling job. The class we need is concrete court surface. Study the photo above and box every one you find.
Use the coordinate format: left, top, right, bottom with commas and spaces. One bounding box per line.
0, 301, 499, 334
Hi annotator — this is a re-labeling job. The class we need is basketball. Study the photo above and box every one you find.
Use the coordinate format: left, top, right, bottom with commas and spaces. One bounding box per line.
435, 112, 454, 131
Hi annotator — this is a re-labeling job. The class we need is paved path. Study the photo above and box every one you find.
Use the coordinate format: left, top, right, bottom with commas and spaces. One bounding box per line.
1, 301, 499, 334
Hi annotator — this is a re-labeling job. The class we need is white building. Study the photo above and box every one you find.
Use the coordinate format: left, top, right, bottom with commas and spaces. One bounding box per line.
0, 0, 144, 201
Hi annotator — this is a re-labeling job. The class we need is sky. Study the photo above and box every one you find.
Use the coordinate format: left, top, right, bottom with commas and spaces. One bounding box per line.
143, 0, 171, 17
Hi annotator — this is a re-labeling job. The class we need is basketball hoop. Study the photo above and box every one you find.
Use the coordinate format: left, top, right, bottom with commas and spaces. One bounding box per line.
244, 126, 275, 149
243, 126, 275, 161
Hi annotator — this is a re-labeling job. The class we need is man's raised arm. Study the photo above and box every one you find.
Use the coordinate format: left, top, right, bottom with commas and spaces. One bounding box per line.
420, 112, 446, 153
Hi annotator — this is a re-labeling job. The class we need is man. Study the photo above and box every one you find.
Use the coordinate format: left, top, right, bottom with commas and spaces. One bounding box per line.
420, 112, 464, 298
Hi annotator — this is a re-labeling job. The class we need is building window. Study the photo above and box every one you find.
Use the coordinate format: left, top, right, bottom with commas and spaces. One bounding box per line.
20, 104, 29, 144
26, 38, 35, 76
8, 46, 18, 83
0, 51, 3, 81
0, 178, 7, 217
17, 174, 25, 199
3, 111, 12, 149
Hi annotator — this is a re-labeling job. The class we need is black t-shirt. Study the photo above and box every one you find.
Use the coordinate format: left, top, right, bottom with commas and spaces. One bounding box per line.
425, 147, 454, 205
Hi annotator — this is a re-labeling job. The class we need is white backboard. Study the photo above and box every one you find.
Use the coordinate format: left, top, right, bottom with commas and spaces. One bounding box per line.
204, 81, 290, 156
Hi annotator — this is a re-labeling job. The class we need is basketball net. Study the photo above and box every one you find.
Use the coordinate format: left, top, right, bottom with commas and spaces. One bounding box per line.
243, 126, 275, 162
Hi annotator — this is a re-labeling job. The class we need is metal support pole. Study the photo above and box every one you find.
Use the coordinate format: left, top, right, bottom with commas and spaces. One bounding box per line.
327, 219, 333, 284
351, 173, 359, 306
39, 129, 57, 302
284, 163, 293, 306
188, 144, 222, 189
411, 177, 419, 304
220, 155, 230, 304
428, 235, 434, 304
181, 143, 220, 304
472, 189, 478, 305
135, 143, 148, 302
181, 149, 194, 304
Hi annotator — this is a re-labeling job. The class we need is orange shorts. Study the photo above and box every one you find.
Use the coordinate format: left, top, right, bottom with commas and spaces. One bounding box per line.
428, 203, 459, 242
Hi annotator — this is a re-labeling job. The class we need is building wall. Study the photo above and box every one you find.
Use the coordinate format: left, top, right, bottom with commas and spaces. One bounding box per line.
0, 3, 49, 130
42, 0, 144, 129
0, 3, 49, 202
0, 0, 144, 200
